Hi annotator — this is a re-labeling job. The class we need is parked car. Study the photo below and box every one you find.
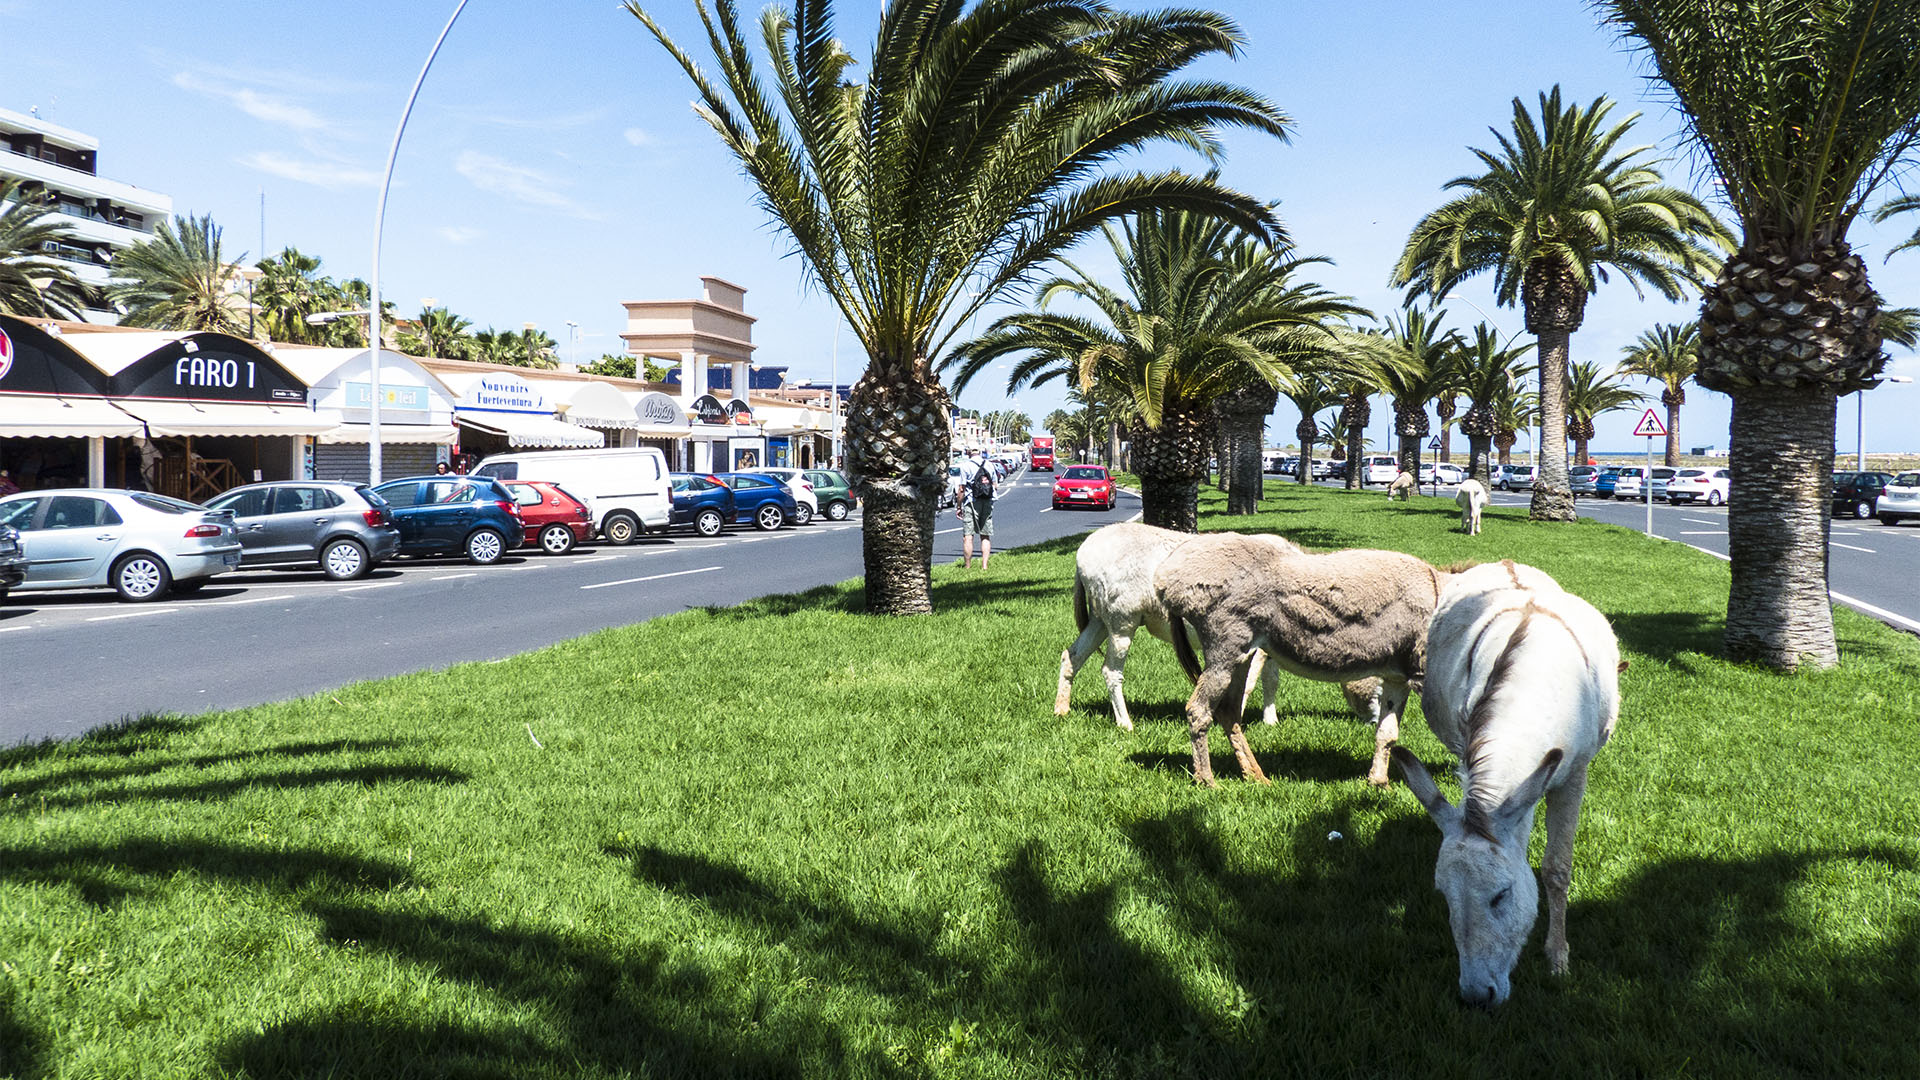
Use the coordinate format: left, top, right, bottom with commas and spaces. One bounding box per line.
1496, 464, 1536, 491
1613, 466, 1647, 500
1595, 467, 1621, 498
710, 472, 798, 531
1313, 459, 1336, 480
472, 447, 671, 545
802, 469, 855, 521
1833, 471, 1896, 519
502, 480, 593, 555
1569, 465, 1601, 496
0, 525, 26, 603
1419, 462, 1467, 486
1052, 464, 1117, 510
1875, 471, 1920, 525
0, 489, 241, 602
669, 473, 737, 536
755, 467, 820, 525
1667, 468, 1731, 506
205, 481, 399, 580
371, 475, 525, 564
1324, 459, 1347, 481
1650, 466, 1676, 500
1360, 455, 1401, 485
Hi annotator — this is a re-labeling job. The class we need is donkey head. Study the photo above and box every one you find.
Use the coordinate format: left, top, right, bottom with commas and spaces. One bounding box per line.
1392, 745, 1562, 1007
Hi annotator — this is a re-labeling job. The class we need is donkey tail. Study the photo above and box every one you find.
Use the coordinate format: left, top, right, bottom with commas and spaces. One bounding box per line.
1170, 613, 1204, 683
1073, 575, 1090, 633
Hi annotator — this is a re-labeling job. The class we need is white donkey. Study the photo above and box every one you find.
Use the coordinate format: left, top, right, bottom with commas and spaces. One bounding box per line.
1056, 523, 1310, 731
1455, 478, 1488, 535
1391, 560, 1623, 1007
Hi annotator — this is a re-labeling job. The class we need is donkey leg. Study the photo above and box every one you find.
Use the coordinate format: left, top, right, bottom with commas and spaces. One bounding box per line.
1221, 657, 1269, 783
1258, 654, 1281, 726
1542, 768, 1589, 975
1366, 680, 1411, 787
1186, 659, 1239, 787
1101, 627, 1138, 731
1055, 622, 1107, 717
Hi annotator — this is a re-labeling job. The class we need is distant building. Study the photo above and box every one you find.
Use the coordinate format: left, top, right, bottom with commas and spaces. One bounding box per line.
0, 106, 172, 323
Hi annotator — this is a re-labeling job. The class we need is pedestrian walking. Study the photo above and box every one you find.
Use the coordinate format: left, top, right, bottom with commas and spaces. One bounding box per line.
957, 450, 995, 568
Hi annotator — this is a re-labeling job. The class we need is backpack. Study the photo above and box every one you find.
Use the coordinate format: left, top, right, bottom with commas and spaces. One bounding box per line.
968, 462, 994, 502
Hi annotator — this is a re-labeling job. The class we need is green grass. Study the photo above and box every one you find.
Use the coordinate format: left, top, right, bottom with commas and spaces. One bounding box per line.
3, 483, 1917, 1079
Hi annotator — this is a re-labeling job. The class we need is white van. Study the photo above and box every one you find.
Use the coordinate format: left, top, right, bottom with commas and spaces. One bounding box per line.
1361, 454, 1402, 485
472, 447, 670, 544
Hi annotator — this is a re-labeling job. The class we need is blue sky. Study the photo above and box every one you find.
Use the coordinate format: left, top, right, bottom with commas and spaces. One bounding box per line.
9, 0, 1920, 454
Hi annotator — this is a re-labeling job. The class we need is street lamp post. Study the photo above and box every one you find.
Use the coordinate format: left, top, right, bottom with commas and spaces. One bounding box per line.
564, 320, 579, 369
1858, 374, 1915, 470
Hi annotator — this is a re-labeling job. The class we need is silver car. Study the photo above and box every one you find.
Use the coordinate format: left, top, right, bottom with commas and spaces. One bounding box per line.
0, 489, 241, 602
205, 481, 402, 580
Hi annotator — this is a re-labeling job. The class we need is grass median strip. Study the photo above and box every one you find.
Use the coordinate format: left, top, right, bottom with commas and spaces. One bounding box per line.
1, 482, 1915, 1078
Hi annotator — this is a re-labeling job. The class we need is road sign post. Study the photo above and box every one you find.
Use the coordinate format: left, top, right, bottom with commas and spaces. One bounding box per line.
1427, 437, 1441, 494
1632, 408, 1668, 535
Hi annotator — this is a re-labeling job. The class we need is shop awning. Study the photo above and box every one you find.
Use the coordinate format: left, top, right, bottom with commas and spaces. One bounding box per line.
109, 400, 337, 437
456, 411, 604, 449
555, 380, 641, 430
317, 423, 458, 446
0, 394, 145, 438
755, 405, 833, 434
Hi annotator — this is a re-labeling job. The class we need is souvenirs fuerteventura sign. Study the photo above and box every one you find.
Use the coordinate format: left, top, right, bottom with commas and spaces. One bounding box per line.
1632, 408, 1667, 438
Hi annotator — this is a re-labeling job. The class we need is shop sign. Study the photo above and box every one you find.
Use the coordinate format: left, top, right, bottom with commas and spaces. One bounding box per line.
347, 381, 429, 411
0, 327, 12, 382
634, 391, 687, 427
691, 394, 727, 425
112, 335, 309, 404
0, 315, 114, 396
728, 399, 754, 425
464, 374, 549, 414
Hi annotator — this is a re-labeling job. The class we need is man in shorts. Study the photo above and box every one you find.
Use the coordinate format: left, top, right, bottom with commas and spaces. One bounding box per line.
957, 450, 995, 569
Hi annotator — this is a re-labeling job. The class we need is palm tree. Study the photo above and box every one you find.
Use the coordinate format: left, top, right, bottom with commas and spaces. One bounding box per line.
106, 214, 250, 333
951, 212, 1362, 530
632, 0, 1289, 612
1619, 322, 1698, 466
1391, 86, 1731, 522
1598, 1, 1920, 670
397, 306, 475, 360
1282, 374, 1341, 484
251, 247, 340, 344
0, 179, 91, 319
1564, 360, 1646, 467
1369, 307, 1463, 475
1451, 324, 1536, 485
1492, 381, 1538, 467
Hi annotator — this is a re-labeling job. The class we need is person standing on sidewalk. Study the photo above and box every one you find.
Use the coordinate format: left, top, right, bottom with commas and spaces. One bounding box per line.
957, 449, 996, 569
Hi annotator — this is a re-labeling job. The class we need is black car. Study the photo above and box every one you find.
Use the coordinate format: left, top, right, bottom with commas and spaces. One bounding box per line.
0, 525, 25, 602
372, 475, 527, 564
668, 473, 737, 537
1832, 471, 1896, 519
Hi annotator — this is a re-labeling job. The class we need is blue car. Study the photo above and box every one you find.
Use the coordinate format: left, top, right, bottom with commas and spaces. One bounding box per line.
669, 473, 737, 537
370, 475, 526, 564
710, 471, 798, 531
1594, 468, 1621, 498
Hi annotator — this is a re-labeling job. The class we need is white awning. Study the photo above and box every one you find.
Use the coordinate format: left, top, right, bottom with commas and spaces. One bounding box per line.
755, 405, 833, 434
0, 394, 145, 438
456, 411, 604, 449
317, 423, 459, 446
112, 399, 337, 437
554, 380, 641, 430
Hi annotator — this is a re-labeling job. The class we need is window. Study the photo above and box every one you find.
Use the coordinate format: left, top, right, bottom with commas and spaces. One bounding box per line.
475, 462, 516, 481
43, 496, 120, 530
129, 493, 202, 514
376, 483, 422, 508
273, 487, 338, 514
425, 481, 466, 504
0, 498, 42, 530
210, 489, 271, 518
507, 484, 543, 507
1897, 473, 1919, 487
733, 477, 765, 490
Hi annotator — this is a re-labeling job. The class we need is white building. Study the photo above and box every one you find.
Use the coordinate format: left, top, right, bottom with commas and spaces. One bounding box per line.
0, 107, 173, 323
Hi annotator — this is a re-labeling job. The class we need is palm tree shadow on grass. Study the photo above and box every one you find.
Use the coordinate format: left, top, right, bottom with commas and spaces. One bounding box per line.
0, 737, 420, 804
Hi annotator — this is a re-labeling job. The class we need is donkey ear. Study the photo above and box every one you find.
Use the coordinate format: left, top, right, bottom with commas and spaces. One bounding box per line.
1490, 749, 1563, 836
1391, 746, 1459, 829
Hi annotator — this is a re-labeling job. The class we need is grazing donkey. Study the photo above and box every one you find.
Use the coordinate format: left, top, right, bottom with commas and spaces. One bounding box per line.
1156, 536, 1450, 787
1455, 478, 1489, 535
1391, 560, 1623, 1007
1057, 523, 1307, 731
1387, 470, 1415, 501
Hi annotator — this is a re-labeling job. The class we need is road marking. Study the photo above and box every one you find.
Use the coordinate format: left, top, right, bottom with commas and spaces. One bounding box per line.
1680, 530, 1727, 535
1684, 518, 1719, 525
1038, 507, 1052, 513
197, 595, 278, 607
1832, 591, 1920, 633
1681, 543, 1730, 562
737, 536, 772, 543
86, 608, 180, 622
580, 565, 722, 591
431, 573, 478, 581
1832, 541, 1877, 553
338, 581, 404, 592
0, 624, 34, 633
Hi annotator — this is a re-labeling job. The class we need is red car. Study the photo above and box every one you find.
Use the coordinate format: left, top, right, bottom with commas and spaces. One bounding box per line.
1052, 464, 1116, 510
503, 480, 593, 554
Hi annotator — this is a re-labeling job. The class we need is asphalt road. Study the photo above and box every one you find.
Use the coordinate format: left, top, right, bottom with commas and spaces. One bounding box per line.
2, 467, 1133, 745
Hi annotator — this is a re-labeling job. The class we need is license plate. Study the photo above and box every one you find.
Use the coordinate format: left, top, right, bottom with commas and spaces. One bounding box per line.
1071, 491, 1089, 499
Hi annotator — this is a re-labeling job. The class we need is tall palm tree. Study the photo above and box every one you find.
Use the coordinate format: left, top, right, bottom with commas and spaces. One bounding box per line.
1391, 86, 1731, 521
952, 212, 1362, 530
1282, 374, 1341, 484
0, 179, 90, 319
1369, 307, 1463, 475
1619, 322, 1698, 466
1564, 360, 1646, 466
397, 306, 475, 360
1598, 1, 1920, 670
106, 214, 250, 333
1451, 324, 1536, 485
1492, 381, 1538, 467
632, 0, 1289, 612
251, 247, 339, 344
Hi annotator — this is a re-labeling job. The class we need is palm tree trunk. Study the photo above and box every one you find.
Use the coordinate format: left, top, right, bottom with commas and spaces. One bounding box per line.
1573, 435, 1589, 467
1134, 410, 1210, 532
1664, 400, 1681, 467
1529, 325, 1577, 521
845, 363, 951, 615
1296, 435, 1314, 485
1228, 410, 1265, 514
1467, 434, 1494, 486
1345, 421, 1363, 489
1723, 386, 1838, 670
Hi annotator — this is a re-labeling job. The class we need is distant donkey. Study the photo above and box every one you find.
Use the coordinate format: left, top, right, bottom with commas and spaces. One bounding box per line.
1455, 478, 1489, 535
1156, 535, 1452, 787
1392, 560, 1624, 1007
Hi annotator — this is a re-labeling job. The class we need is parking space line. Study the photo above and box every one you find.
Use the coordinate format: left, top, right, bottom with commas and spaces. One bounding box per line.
197, 595, 278, 607
86, 608, 180, 622
430, 573, 478, 581
580, 565, 722, 591
0, 624, 34, 633
1684, 517, 1719, 525
338, 581, 405, 592
1832, 541, 1877, 553
1680, 530, 1727, 535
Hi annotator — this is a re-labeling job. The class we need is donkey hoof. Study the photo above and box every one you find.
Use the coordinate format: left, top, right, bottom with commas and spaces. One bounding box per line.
1115, 719, 1134, 732
1366, 772, 1391, 788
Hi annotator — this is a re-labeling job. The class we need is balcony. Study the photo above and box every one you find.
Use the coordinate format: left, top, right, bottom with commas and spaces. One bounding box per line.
0, 147, 171, 217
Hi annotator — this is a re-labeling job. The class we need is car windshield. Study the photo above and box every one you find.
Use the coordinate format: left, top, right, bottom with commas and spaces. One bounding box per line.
1063, 467, 1104, 480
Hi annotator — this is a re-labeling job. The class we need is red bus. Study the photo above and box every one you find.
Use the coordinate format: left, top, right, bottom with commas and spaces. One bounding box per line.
1030, 435, 1055, 471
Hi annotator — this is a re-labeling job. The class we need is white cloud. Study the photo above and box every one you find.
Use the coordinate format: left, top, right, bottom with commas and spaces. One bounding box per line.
173, 72, 337, 134
437, 226, 484, 244
454, 151, 602, 219
239, 151, 381, 189
623, 127, 659, 148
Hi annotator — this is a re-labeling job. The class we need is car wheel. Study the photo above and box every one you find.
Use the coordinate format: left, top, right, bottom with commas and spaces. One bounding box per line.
1879, 514, 1901, 526
755, 504, 784, 531
539, 524, 575, 556
112, 552, 172, 602
1854, 500, 1873, 519
1707, 491, 1724, 507
321, 538, 369, 580
694, 509, 724, 537
794, 503, 814, 526
466, 528, 506, 565
825, 500, 849, 521
603, 512, 639, 546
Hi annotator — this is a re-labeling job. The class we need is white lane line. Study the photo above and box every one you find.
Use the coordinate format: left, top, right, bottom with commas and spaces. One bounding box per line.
1832, 591, 1920, 634
1684, 518, 1719, 525
580, 565, 722, 591
196, 595, 277, 607
0, 624, 35, 633
338, 581, 405, 592
1038, 507, 1052, 513
1681, 543, 1730, 562
86, 608, 180, 622
1680, 530, 1727, 535
1832, 541, 1877, 553
935, 527, 960, 536
737, 536, 772, 543
431, 573, 478, 581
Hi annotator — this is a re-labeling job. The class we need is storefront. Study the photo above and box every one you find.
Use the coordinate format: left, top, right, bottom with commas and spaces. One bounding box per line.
0, 316, 143, 489
441, 370, 603, 461
755, 403, 835, 469
625, 390, 693, 469
277, 347, 459, 483
541, 378, 642, 449
685, 394, 764, 472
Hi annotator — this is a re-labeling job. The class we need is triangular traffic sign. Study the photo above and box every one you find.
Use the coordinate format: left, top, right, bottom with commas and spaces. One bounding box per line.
1632, 408, 1667, 438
